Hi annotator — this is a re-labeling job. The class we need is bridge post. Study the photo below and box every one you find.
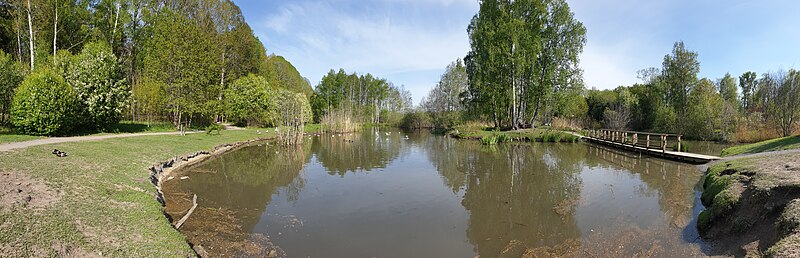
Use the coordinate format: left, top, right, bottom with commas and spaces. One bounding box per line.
677, 135, 682, 152
646, 135, 650, 148
661, 135, 667, 152
633, 133, 638, 147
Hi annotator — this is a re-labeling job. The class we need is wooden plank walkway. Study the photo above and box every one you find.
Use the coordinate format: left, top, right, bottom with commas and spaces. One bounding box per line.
582, 129, 721, 164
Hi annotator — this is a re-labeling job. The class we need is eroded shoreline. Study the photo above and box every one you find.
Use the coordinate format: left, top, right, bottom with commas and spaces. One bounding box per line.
148, 137, 285, 257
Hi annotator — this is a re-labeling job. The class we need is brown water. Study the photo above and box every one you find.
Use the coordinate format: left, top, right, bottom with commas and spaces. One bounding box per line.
163, 130, 717, 257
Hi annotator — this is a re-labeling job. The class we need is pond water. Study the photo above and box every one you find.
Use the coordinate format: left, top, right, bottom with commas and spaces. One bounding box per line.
162, 130, 717, 257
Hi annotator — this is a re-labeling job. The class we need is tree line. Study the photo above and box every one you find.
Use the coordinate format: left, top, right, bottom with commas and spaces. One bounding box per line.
0, 0, 313, 135
418, 0, 799, 142
587, 42, 800, 141
312, 69, 413, 127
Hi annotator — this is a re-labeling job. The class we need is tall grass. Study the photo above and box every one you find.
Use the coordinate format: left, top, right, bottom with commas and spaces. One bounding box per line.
480, 136, 498, 145
496, 133, 512, 143
541, 131, 579, 143
321, 110, 360, 133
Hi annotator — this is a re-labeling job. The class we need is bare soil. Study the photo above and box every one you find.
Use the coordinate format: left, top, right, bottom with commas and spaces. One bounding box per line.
0, 171, 62, 212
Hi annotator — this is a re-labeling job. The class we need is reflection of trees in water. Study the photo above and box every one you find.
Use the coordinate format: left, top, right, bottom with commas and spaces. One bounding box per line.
312, 129, 405, 176
164, 143, 312, 234
426, 139, 585, 257
583, 144, 701, 228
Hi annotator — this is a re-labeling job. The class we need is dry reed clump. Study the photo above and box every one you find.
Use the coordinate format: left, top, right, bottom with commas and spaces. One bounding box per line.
552, 117, 590, 131
320, 110, 360, 133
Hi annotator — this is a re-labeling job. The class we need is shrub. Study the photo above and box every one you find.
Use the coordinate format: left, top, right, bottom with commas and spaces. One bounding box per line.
11, 70, 78, 135
60, 41, 130, 131
0, 50, 24, 124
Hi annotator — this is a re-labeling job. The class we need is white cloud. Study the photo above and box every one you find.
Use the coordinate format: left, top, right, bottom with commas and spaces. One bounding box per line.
256, 1, 475, 103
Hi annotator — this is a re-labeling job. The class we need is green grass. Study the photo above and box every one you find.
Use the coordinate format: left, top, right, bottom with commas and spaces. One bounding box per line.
451, 127, 581, 144
0, 128, 277, 256
721, 135, 800, 157
0, 126, 44, 144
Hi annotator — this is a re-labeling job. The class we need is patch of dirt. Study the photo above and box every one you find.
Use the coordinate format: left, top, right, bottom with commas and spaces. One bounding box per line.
0, 171, 62, 212
51, 240, 102, 258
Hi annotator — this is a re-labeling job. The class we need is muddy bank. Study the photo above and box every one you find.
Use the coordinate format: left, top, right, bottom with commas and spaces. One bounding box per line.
699, 152, 800, 256
147, 138, 284, 257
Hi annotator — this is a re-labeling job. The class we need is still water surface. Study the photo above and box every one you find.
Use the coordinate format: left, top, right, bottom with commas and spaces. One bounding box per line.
163, 130, 714, 257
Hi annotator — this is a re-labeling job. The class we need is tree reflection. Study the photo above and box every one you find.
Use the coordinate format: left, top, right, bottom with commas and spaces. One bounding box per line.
312, 129, 405, 176
426, 139, 584, 257
583, 144, 700, 228
162, 143, 312, 244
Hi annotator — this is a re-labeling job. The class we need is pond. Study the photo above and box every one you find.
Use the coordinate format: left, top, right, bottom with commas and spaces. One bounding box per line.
162, 130, 717, 257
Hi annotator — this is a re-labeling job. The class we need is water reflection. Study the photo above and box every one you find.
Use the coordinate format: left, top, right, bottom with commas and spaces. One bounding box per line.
161, 143, 311, 256
311, 129, 406, 176
163, 131, 712, 257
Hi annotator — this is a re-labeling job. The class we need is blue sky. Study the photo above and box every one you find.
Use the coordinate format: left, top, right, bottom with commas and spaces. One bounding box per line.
235, 0, 800, 104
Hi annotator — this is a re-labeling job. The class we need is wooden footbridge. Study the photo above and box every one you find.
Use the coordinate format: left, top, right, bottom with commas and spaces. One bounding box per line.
582, 129, 721, 164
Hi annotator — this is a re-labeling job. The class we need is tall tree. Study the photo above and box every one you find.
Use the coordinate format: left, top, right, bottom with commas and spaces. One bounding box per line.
717, 72, 738, 104
739, 71, 757, 113
465, 0, 585, 129
661, 41, 699, 132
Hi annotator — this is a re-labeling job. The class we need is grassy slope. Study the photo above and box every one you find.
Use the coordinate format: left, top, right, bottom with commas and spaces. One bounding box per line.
721, 135, 800, 157
700, 144, 800, 256
0, 129, 275, 257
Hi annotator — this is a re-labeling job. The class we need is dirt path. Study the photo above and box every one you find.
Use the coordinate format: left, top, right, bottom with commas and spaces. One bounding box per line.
0, 131, 201, 152
697, 148, 800, 171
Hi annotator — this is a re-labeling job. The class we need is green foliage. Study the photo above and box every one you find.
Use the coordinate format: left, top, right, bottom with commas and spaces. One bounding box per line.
224, 74, 271, 126
60, 41, 130, 131
313, 69, 412, 124
400, 111, 432, 129
662, 41, 700, 121
421, 59, 468, 128
480, 136, 498, 145
264, 55, 313, 96
465, 0, 586, 129
541, 131, 579, 143
0, 50, 24, 124
206, 124, 224, 135
496, 133, 512, 143
11, 70, 77, 135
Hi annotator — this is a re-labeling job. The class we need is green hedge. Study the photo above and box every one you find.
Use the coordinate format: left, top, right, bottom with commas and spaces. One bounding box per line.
11, 70, 78, 136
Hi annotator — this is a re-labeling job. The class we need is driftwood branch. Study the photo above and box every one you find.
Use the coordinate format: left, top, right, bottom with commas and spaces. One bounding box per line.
175, 194, 197, 229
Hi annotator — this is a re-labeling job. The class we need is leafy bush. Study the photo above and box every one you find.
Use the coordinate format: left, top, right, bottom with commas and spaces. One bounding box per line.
11, 70, 78, 135
60, 41, 130, 131
224, 75, 270, 126
0, 50, 24, 124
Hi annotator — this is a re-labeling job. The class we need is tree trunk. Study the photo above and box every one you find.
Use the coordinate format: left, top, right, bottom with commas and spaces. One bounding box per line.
26, 0, 34, 71
52, 2, 57, 63
112, 1, 120, 45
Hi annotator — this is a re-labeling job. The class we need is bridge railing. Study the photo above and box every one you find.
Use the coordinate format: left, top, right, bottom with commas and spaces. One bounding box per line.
588, 129, 683, 153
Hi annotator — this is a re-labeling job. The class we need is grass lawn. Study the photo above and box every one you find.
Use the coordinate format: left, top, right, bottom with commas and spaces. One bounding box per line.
0, 128, 276, 257
721, 135, 800, 157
